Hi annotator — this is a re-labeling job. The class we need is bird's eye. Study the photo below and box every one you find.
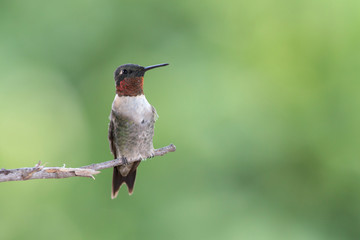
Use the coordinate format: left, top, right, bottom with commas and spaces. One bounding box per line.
122, 69, 128, 74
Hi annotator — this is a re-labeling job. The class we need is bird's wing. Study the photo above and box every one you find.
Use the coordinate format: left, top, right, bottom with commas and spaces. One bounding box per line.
152, 106, 159, 121
108, 112, 117, 159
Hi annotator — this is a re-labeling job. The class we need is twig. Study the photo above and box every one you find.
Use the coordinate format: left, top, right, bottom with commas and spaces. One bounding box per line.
0, 144, 176, 183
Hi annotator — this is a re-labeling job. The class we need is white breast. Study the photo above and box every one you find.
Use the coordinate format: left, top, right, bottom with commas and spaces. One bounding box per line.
112, 95, 153, 123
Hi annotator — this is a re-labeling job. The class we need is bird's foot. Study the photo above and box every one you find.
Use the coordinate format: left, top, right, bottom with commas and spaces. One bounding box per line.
122, 156, 128, 165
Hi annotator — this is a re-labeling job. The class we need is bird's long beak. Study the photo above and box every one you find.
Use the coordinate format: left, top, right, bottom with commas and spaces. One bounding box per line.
144, 63, 169, 71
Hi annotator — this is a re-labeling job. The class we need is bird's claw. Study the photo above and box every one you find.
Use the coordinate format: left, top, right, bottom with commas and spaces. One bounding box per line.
122, 156, 128, 165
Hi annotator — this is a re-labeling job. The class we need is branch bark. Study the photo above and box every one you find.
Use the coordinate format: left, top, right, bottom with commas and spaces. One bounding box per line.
0, 144, 176, 183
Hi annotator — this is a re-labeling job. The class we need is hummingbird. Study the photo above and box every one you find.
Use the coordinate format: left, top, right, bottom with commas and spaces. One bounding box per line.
108, 63, 169, 198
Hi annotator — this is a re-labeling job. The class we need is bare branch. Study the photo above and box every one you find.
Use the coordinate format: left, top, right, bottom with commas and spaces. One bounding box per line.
0, 144, 176, 183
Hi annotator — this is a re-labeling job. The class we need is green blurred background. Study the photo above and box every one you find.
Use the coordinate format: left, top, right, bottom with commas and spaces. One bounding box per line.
1, 0, 360, 239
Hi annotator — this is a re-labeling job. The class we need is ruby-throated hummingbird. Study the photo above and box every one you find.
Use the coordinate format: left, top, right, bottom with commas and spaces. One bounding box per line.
108, 63, 169, 198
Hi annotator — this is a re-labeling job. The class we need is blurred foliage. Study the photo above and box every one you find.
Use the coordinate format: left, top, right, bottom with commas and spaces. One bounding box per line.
1, 0, 360, 239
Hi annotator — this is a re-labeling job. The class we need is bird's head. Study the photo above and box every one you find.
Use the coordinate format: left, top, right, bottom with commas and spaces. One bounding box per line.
114, 63, 168, 96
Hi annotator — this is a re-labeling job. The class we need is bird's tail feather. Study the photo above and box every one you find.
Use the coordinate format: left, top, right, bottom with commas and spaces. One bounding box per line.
111, 166, 137, 199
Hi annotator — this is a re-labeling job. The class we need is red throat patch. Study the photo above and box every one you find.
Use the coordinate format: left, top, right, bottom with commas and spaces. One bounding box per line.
116, 77, 144, 96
